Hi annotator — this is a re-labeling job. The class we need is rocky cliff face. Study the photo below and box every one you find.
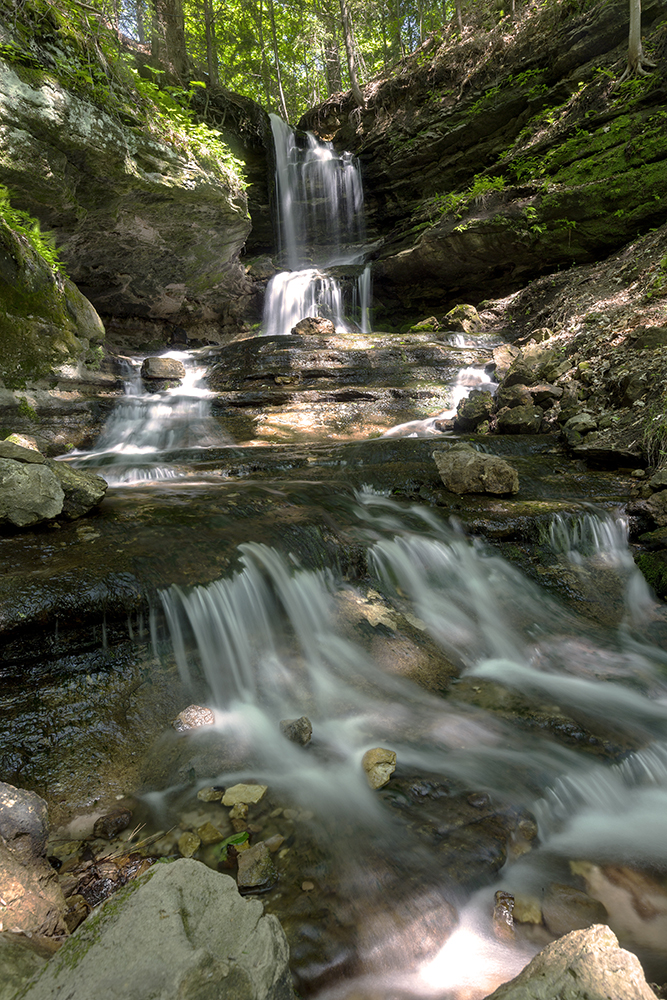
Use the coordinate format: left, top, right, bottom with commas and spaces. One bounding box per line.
0, 31, 254, 344
300, 0, 667, 323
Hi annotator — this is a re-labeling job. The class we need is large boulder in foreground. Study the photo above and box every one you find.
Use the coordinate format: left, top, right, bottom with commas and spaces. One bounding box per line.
20, 858, 294, 1000
433, 445, 519, 495
484, 924, 657, 1000
0, 441, 106, 527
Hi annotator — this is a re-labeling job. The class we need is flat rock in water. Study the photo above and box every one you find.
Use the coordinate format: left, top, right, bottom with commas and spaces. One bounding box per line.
483, 924, 657, 1000
433, 447, 519, 495
237, 842, 278, 892
291, 317, 335, 336
141, 357, 186, 380
172, 705, 215, 731
18, 858, 294, 1000
222, 783, 268, 806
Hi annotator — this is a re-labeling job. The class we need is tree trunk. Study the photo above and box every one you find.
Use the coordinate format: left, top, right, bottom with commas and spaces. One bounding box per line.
203, 0, 218, 84
254, 0, 275, 110
267, 0, 289, 119
151, 0, 189, 80
620, 0, 656, 79
323, 34, 343, 94
454, 0, 463, 35
339, 0, 365, 107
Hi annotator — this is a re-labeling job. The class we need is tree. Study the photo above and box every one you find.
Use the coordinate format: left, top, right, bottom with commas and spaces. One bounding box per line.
619, 0, 655, 80
339, 0, 365, 107
151, 0, 189, 79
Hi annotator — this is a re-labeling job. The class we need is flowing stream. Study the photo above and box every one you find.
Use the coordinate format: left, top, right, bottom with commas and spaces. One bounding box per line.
49, 121, 667, 1000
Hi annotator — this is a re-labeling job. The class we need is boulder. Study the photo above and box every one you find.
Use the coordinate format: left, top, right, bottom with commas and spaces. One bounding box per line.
0, 458, 64, 526
434, 446, 519, 495
454, 389, 495, 431
496, 405, 544, 435
443, 304, 482, 333
291, 317, 336, 336
483, 924, 657, 1000
0, 936, 46, 1000
140, 357, 187, 380
19, 859, 295, 1000
541, 883, 607, 936
496, 383, 532, 409
47, 462, 107, 520
0, 783, 68, 937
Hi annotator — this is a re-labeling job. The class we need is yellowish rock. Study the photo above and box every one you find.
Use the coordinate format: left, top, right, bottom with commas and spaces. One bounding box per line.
196, 822, 225, 846
362, 747, 397, 789
513, 893, 543, 925
177, 831, 201, 858
222, 783, 268, 806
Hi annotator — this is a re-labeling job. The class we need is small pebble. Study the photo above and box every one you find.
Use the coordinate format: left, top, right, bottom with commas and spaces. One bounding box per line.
197, 822, 225, 845
172, 705, 215, 732
362, 747, 397, 789
301, 881, 315, 892
93, 807, 132, 840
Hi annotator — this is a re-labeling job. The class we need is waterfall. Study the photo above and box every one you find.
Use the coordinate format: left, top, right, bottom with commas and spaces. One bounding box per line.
66, 351, 232, 484
263, 114, 370, 336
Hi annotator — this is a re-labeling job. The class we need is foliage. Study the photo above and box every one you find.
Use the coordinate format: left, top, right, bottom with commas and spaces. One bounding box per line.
0, 0, 245, 187
426, 174, 506, 221
0, 185, 63, 272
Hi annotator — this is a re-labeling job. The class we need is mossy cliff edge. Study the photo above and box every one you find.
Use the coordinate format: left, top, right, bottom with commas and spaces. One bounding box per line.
300, 0, 667, 321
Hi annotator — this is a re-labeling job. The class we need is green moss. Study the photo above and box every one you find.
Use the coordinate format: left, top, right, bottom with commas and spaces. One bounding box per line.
635, 551, 667, 599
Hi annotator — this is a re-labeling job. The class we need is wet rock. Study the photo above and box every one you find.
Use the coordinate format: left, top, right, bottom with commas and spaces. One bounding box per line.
58, 853, 155, 910
0, 783, 67, 936
280, 716, 313, 746
493, 890, 515, 942
444, 304, 481, 333
380, 775, 535, 887
0, 458, 64, 527
92, 807, 132, 840
172, 705, 215, 731
292, 317, 335, 336
483, 924, 657, 999
177, 831, 201, 858
197, 822, 226, 845
0, 782, 49, 865
433, 445, 519, 495
495, 404, 544, 435
361, 747, 397, 789
197, 786, 224, 802
236, 842, 278, 893
141, 357, 186, 380
454, 389, 495, 431
19, 859, 294, 1000
47, 462, 107, 520
542, 883, 608, 936
222, 784, 268, 806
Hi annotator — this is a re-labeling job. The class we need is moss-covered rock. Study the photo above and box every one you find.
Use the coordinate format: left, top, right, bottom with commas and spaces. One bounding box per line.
0, 221, 104, 388
0, 54, 252, 338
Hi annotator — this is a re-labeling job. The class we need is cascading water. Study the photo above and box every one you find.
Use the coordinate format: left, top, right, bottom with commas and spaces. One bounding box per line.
153, 495, 667, 999
66, 351, 232, 484
263, 114, 371, 336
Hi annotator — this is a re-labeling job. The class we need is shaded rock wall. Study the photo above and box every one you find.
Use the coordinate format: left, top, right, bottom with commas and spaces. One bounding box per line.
0, 47, 253, 340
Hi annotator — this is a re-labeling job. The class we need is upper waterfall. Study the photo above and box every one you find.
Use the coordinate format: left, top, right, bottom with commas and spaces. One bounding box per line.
264, 114, 371, 336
